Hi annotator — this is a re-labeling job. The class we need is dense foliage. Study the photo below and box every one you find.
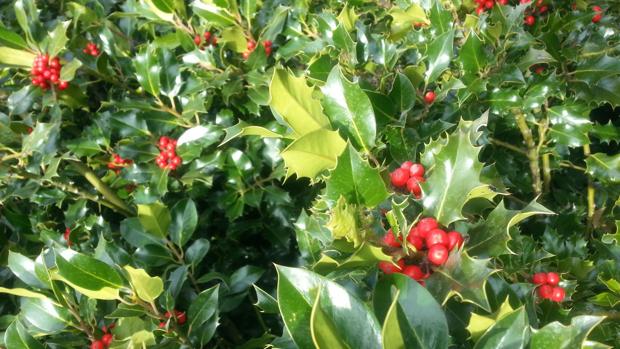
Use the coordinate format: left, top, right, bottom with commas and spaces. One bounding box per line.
0, 0, 619, 348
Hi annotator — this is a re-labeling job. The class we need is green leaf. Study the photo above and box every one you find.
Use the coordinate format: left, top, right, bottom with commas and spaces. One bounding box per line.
591, 121, 620, 144
326, 197, 363, 247
54, 249, 124, 300
20, 297, 71, 333
4, 320, 45, 349
585, 153, 620, 184
426, 251, 496, 311
220, 26, 248, 53
191, 0, 237, 27
458, 32, 487, 80
137, 202, 171, 238
0, 25, 29, 50
276, 266, 381, 349
467, 200, 554, 258
548, 104, 592, 147
573, 55, 620, 84
133, 46, 161, 97
377, 274, 449, 349
45, 21, 69, 57
389, 5, 428, 40
425, 30, 454, 85
269, 68, 331, 137
280, 128, 346, 180
467, 298, 516, 341
59, 59, 82, 81
429, 0, 453, 34
325, 144, 388, 207
187, 284, 219, 334
220, 121, 282, 146
169, 198, 198, 247
474, 307, 529, 349
253, 285, 279, 314
338, 242, 393, 269
0, 287, 51, 302
530, 316, 605, 349
151, 0, 175, 13
124, 266, 163, 303
389, 73, 416, 114
8, 251, 47, 288
0, 47, 36, 67
517, 48, 557, 71
321, 66, 376, 151
421, 114, 495, 226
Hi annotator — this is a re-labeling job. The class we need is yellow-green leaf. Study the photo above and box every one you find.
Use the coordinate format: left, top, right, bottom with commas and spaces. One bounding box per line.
281, 128, 346, 180
124, 266, 164, 303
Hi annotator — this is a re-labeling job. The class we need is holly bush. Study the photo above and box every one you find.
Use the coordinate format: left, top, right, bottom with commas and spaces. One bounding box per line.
1, 0, 619, 348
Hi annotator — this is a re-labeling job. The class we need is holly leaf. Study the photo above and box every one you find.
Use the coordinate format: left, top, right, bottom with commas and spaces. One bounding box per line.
585, 153, 620, 184
137, 202, 171, 238
467, 200, 554, 258
458, 31, 487, 81
590, 121, 620, 144
425, 30, 454, 85
325, 144, 388, 208
573, 55, 620, 84
517, 48, 556, 71
548, 104, 592, 147
473, 307, 529, 349
467, 298, 516, 341
124, 266, 163, 303
326, 197, 363, 247
426, 251, 497, 312
321, 66, 376, 151
133, 46, 161, 97
530, 316, 605, 349
280, 128, 346, 180
421, 113, 496, 226
389, 4, 428, 40
269, 68, 331, 138
377, 274, 450, 349
4, 320, 45, 349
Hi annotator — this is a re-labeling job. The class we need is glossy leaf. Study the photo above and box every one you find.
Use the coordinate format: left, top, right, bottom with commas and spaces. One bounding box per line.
8, 251, 47, 289
530, 316, 605, 349
473, 307, 528, 349
585, 153, 620, 184
20, 297, 71, 333
425, 30, 454, 85
191, 0, 237, 27
389, 5, 428, 40
467, 200, 554, 258
124, 266, 163, 303
4, 320, 45, 349
321, 66, 376, 151
169, 198, 198, 247
377, 273, 449, 349
133, 46, 161, 96
137, 202, 171, 238
187, 284, 219, 334
280, 128, 346, 180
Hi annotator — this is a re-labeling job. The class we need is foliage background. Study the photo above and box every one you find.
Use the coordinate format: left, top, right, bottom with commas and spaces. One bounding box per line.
0, 0, 619, 348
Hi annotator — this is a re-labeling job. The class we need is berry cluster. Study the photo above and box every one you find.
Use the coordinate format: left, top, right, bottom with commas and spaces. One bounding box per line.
159, 309, 186, 328
243, 39, 272, 59
195, 31, 218, 47
424, 90, 435, 104
523, 0, 549, 27
30, 54, 68, 91
390, 161, 426, 198
107, 153, 132, 174
592, 5, 604, 23
83, 42, 100, 56
474, 0, 508, 15
90, 323, 114, 349
532, 272, 565, 302
155, 136, 182, 170
63, 227, 72, 247
378, 217, 465, 285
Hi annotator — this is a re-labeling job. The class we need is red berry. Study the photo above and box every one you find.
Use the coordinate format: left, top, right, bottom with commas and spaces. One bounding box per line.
400, 161, 413, 171
194, 35, 201, 45
407, 234, 425, 251
204, 31, 212, 41
27, 127, 33, 134
409, 163, 425, 178
83, 48, 90, 54
428, 244, 449, 266
102, 334, 113, 347
592, 5, 602, 12
416, 218, 438, 237
210, 36, 217, 46
424, 91, 436, 104
171, 156, 182, 167
58, 81, 69, 90
524, 15, 535, 26
165, 143, 176, 151
402, 265, 425, 280
50, 58, 60, 69
242, 51, 250, 60
484, 0, 494, 9
43, 70, 51, 79
532, 272, 548, 285
390, 168, 409, 187
159, 321, 166, 328
165, 150, 176, 159
50, 74, 59, 83
535, 65, 545, 74
592, 14, 602, 23
406, 177, 422, 197
247, 40, 256, 50
164, 311, 172, 318
175, 311, 186, 325
539, 5, 548, 14
90, 341, 104, 349
378, 259, 405, 274
537, 284, 553, 299
546, 272, 560, 286
264, 46, 272, 56
550, 287, 565, 302
426, 228, 448, 248
159, 136, 170, 148
446, 231, 464, 250
64, 227, 71, 241
498, 0, 508, 4
264, 40, 272, 48
476, 6, 484, 15
107, 162, 116, 170
383, 229, 401, 248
